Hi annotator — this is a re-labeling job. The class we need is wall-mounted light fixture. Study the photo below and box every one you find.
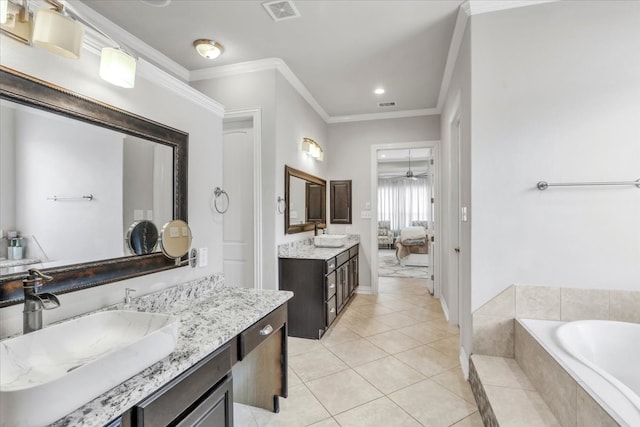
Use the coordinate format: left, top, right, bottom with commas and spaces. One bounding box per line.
0, 0, 34, 44
32, 0, 84, 59
99, 47, 136, 88
301, 137, 324, 161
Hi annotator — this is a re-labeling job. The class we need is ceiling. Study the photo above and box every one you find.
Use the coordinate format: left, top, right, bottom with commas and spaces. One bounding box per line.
377, 148, 431, 178
80, 0, 463, 120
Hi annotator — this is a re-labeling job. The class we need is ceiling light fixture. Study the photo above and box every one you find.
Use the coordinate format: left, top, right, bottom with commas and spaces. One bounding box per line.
32, 0, 84, 59
193, 39, 224, 59
99, 47, 137, 88
374, 87, 385, 95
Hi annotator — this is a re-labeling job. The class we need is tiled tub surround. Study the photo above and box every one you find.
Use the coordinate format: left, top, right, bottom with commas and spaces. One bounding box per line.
516, 319, 636, 427
473, 285, 640, 358
21, 274, 296, 427
278, 235, 360, 259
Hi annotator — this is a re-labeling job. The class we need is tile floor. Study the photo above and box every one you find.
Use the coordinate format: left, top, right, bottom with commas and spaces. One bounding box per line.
235, 277, 483, 426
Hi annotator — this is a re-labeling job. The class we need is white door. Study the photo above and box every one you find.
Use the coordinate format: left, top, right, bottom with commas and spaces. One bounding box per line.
222, 123, 254, 288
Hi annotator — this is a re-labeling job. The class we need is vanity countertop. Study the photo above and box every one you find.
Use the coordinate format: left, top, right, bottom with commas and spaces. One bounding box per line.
278, 237, 359, 261
50, 276, 293, 427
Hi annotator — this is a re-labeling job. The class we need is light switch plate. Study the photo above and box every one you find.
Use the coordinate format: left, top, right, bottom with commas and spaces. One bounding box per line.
198, 248, 208, 267
361, 210, 372, 219
134, 210, 144, 220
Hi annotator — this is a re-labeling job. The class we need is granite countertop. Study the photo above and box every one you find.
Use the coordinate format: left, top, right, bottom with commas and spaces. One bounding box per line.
50, 275, 293, 427
278, 237, 359, 261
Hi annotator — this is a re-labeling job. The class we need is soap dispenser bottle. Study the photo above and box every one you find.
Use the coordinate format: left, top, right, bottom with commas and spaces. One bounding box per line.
8, 237, 23, 260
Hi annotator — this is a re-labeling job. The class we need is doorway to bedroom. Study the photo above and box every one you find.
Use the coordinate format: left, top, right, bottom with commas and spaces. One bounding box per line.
371, 142, 439, 296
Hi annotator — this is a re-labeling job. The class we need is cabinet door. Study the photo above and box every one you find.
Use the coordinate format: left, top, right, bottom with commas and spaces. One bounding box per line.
176, 376, 233, 427
330, 180, 352, 224
349, 257, 358, 295
336, 267, 345, 310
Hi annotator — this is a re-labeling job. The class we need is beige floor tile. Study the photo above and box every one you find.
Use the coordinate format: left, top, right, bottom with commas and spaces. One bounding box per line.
307, 418, 341, 426
327, 338, 388, 367
320, 324, 362, 347
306, 369, 383, 415
397, 322, 450, 344
451, 411, 484, 427
334, 397, 422, 427
471, 355, 535, 390
375, 312, 422, 329
342, 316, 394, 337
484, 385, 561, 426
354, 355, 426, 394
350, 302, 396, 317
395, 345, 459, 377
426, 317, 460, 335
378, 298, 420, 311
389, 379, 478, 427
288, 366, 303, 388
234, 402, 258, 426
403, 306, 444, 322
250, 384, 331, 427
366, 330, 422, 354
427, 335, 461, 358
430, 366, 475, 403
288, 336, 325, 356
289, 347, 349, 382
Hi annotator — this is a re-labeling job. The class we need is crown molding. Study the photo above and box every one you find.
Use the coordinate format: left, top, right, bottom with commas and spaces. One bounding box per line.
462, 0, 558, 16
328, 108, 439, 124
190, 58, 330, 122
137, 59, 225, 117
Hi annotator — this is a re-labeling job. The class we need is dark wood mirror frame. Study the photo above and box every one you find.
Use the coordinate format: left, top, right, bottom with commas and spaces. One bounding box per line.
284, 165, 326, 234
0, 66, 188, 307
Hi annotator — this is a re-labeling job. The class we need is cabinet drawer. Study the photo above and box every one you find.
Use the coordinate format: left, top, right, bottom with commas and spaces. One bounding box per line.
131, 345, 231, 427
325, 272, 336, 300
349, 245, 359, 258
326, 257, 337, 273
336, 251, 349, 267
239, 304, 287, 360
326, 296, 337, 326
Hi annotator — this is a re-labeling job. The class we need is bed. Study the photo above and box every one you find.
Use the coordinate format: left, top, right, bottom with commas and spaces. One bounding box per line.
395, 226, 429, 267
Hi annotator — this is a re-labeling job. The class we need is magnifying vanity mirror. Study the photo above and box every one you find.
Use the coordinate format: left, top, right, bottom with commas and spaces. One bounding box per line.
0, 66, 188, 307
159, 220, 192, 260
284, 165, 326, 234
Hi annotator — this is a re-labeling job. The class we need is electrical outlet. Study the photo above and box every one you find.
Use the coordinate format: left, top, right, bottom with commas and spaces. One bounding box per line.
198, 248, 208, 267
134, 209, 144, 220
360, 210, 372, 219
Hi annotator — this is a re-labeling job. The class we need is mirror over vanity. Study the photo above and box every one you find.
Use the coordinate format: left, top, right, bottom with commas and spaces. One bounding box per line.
0, 66, 188, 307
284, 165, 326, 234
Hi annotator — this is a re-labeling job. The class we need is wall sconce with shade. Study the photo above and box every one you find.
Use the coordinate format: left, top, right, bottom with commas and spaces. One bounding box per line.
0, 0, 137, 88
302, 137, 324, 161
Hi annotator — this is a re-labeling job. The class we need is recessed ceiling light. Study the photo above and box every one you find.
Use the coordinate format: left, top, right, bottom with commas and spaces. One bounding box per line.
374, 88, 385, 95
193, 39, 224, 59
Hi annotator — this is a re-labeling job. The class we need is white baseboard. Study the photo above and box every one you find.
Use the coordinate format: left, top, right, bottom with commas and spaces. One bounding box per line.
440, 297, 450, 321
356, 285, 373, 294
459, 346, 470, 380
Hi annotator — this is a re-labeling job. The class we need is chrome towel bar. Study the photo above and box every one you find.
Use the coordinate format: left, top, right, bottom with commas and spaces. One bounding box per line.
536, 179, 640, 190
47, 194, 94, 201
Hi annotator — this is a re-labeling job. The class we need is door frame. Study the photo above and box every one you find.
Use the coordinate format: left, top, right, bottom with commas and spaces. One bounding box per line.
370, 140, 441, 296
223, 108, 262, 290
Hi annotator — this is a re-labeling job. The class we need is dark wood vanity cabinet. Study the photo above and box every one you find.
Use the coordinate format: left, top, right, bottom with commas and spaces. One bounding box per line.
330, 180, 352, 224
279, 245, 359, 339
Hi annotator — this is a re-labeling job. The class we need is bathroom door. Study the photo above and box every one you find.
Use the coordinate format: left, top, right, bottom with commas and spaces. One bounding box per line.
222, 121, 254, 288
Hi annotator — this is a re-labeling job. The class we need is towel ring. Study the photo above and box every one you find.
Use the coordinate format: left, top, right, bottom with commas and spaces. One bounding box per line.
276, 196, 286, 214
213, 187, 229, 214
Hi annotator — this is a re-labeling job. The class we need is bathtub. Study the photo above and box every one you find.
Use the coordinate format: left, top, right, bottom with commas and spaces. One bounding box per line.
519, 319, 640, 426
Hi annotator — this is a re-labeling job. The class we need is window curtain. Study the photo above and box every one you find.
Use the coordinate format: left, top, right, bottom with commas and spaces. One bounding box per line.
378, 177, 430, 233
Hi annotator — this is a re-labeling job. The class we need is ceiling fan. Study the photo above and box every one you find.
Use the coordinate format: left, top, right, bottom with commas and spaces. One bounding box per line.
399, 150, 428, 180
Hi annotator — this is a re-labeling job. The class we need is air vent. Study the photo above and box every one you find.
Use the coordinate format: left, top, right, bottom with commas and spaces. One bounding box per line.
262, 1, 301, 21
378, 101, 397, 108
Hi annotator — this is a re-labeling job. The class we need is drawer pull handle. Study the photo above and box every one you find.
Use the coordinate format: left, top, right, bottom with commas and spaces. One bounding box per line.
259, 324, 274, 336
328, 263, 335, 269
329, 284, 335, 289
329, 308, 335, 313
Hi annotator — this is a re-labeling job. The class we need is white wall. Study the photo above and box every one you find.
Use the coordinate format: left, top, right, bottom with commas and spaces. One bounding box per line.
470, 1, 640, 310
440, 22, 472, 367
327, 116, 441, 288
0, 34, 224, 337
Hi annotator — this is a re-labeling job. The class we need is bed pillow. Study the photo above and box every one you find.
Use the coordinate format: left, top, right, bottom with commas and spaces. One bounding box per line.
400, 226, 426, 240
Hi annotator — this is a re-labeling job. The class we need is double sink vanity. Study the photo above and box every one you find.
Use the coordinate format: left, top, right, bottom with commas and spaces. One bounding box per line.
1, 276, 293, 426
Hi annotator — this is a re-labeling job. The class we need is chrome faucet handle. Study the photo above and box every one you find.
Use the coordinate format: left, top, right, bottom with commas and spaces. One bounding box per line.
26, 269, 53, 283
124, 288, 136, 304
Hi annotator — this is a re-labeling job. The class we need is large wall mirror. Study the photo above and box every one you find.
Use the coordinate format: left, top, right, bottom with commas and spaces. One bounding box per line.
0, 66, 188, 307
284, 165, 326, 234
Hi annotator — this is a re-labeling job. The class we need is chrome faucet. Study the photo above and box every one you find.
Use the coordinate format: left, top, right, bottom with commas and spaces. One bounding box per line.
23, 269, 60, 334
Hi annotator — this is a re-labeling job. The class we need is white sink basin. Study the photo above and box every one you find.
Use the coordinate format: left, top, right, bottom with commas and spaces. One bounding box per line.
314, 234, 347, 247
0, 310, 179, 427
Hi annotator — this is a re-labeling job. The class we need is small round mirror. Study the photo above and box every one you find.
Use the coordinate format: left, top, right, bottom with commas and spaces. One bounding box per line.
126, 220, 159, 255
159, 219, 192, 259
